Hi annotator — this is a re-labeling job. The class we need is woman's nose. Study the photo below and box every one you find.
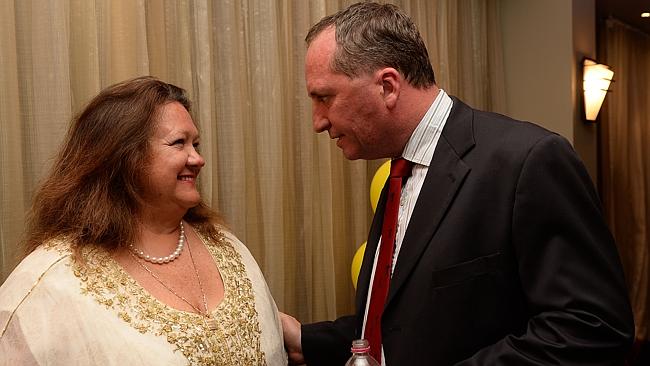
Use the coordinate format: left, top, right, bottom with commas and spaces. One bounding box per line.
188, 148, 205, 167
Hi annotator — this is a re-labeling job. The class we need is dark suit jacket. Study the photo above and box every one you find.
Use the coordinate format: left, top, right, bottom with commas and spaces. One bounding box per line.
301, 97, 634, 365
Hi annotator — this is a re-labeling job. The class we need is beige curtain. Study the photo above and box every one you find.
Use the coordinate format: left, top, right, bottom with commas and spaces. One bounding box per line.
600, 18, 650, 341
0, 0, 504, 323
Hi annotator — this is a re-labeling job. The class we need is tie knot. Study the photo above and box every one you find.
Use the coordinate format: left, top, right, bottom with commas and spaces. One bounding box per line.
390, 158, 413, 178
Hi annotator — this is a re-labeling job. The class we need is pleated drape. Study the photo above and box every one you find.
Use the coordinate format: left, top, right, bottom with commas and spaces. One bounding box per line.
0, 0, 505, 322
600, 18, 650, 341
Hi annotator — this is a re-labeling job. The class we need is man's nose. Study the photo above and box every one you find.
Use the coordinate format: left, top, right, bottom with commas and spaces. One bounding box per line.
313, 115, 331, 133
312, 104, 331, 133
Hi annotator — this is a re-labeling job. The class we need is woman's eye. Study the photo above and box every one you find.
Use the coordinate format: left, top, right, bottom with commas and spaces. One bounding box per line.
173, 139, 184, 146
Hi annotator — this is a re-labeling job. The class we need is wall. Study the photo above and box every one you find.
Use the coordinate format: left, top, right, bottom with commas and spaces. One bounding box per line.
572, 0, 599, 185
500, 0, 599, 184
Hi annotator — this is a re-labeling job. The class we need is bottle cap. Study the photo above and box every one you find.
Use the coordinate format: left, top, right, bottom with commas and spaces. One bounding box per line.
351, 339, 371, 353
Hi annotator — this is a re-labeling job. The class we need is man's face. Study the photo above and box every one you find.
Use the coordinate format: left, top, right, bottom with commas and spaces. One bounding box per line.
304, 28, 393, 160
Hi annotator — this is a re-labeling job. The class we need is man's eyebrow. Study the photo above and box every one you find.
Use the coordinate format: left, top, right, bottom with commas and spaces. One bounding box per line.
309, 87, 331, 97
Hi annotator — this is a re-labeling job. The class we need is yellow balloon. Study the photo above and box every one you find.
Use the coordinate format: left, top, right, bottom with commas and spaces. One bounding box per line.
370, 160, 391, 212
351, 242, 367, 289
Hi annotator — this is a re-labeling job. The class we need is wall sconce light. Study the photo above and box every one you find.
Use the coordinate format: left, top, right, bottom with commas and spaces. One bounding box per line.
583, 58, 614, 121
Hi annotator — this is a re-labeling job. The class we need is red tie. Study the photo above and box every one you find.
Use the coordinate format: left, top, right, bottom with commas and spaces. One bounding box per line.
365, 158, 413, 363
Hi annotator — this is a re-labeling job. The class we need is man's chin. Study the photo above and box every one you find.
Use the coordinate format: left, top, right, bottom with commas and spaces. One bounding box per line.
341, 148, 362, 160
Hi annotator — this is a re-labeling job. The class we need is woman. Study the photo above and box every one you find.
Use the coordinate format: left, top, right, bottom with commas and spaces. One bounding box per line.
0, 77, 286, 365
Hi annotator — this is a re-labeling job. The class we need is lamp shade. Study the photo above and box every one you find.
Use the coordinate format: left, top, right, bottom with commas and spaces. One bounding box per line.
583, 59, 614, 121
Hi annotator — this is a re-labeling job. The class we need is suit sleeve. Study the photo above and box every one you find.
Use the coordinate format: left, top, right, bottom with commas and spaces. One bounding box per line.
457, 134, 634, 365
301, 315, 357, 365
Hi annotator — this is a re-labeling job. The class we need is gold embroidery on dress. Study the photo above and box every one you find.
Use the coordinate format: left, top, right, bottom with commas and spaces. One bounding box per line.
72, 231, 266, 365
42, 237, 71, 254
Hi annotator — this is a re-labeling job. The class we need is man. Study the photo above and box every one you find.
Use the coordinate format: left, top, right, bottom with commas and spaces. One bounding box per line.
281, 2, 634, 365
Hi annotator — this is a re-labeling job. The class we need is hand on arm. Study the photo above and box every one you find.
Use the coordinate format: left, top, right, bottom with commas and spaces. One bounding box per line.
280, 312, 305, 365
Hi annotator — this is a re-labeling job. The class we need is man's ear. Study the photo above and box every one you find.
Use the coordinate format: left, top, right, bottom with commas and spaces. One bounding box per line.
378, 68, 400, 109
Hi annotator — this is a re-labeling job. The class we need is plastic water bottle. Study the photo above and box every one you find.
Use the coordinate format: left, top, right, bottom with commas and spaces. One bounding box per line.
345, 339, 380, 366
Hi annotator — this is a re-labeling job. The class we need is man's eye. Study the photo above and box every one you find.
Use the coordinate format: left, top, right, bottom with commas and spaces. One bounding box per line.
193, 142, 200, 150
173, 139, 185, 146
317, 95, 329, 103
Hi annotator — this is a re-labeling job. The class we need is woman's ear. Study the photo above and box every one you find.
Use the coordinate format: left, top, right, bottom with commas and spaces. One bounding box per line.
378, 68, 400, 109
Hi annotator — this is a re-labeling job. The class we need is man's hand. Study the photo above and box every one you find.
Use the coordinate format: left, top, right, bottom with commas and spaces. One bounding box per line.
280, 312, 305, 365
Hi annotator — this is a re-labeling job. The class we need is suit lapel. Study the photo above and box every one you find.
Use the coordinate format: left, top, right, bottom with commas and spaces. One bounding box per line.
355, 97, 477, 322
386, 137, 470, 305
386, 97, 475, 307
355, 187, 387, 317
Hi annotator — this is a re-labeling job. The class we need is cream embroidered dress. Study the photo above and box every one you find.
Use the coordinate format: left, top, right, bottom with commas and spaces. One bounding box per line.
0, 228, 287, 365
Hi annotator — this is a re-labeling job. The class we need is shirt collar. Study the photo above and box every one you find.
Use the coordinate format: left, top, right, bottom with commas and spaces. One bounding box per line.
401, 89, 453, 166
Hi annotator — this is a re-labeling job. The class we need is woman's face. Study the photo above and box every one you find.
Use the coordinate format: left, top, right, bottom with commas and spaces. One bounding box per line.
142, 101, 205, 216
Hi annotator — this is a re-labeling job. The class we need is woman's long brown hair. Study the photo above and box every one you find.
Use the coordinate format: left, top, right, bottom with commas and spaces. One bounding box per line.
23, 76, 223, 257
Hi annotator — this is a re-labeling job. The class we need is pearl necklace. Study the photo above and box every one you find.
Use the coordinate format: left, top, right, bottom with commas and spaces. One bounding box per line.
129, 222, 185, 264
128, 227, 218, 331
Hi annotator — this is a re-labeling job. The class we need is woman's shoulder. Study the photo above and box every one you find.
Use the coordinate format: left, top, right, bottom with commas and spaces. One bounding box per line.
194, 224, 259, 268
0, 239, 74, 322
216, 227, 258, 261
195, 223, 244, 250
2, 239, 72, 289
